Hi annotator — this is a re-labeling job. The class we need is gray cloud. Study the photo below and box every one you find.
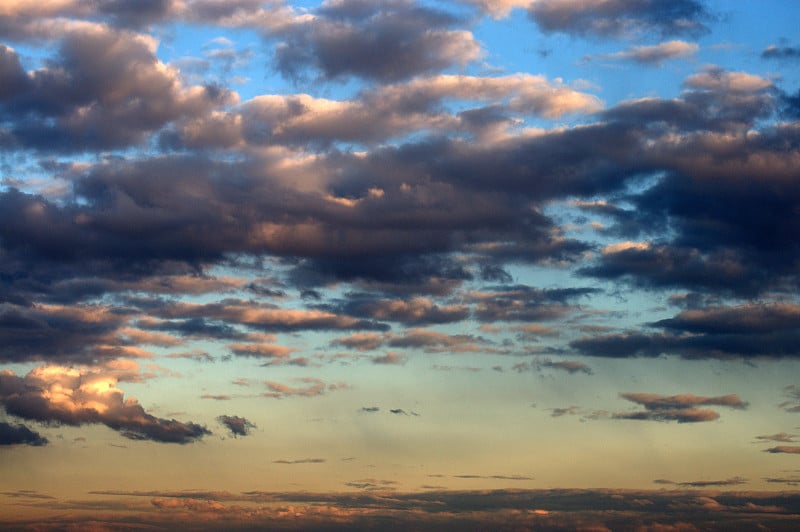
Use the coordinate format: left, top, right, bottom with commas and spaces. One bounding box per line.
654, 476, 747, 488
271, 0, 480, 82
527, 0, 713, 38
217, 415, 256, 437
572, 303, 800, 360
762, 45, 800, 60
764, 446, 800, 454
0, 27, 233, 152
0, 421, 48, 446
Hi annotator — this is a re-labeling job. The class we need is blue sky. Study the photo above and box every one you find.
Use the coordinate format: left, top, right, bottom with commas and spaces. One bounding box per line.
1, 1, 800, 529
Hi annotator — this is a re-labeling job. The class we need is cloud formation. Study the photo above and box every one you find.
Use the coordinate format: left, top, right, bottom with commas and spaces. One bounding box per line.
0, 365, 209, 443
526, 0, 713, 38
0, 421, 48, 446
613, 392, 747, 423
217, 415, 256, 437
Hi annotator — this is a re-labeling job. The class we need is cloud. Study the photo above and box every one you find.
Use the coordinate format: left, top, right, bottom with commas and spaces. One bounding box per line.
452, 474, 533, 481
465, 286, 599, 323
151, 300, 389, 333
270, 0, 480, 82
779, 385, 800, 413
371, 352, 406, 365
262, 377, 343, 399
344, 478, 399, 491
0, 365, 210, 443
0, 421, 48, 446
764, 446, 800, 454
762, 45, 800, 60
389, 409, 419, 416
23, 488, 800, 530
613, 392, 746, 423
227, 342, 296, 360
526, 0, 713, 38
0, 25, 234, 152
755, 433, 797, 443
572, 303, 800, 360
535, 358, 592, 375
217, 415, 256, 437
588, 40, 698, 65
339, 296, 469, 326
273, 458, 326, 464
0, 303, 133, 363
654, 476, 748, 488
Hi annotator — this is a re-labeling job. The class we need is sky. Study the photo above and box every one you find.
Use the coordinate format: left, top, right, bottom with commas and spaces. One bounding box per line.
1, 0, 800, 529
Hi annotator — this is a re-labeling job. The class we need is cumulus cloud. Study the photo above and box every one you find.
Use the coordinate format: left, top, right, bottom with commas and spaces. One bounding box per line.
174, 72, 601, 150
0, 25, 234, 152
0, 365, 210, 443
270, 0, 481, 82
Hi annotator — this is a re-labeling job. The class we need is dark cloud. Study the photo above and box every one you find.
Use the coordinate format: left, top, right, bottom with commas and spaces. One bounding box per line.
572, 303, 800, 360
0, 421, 48, 446
527, 0, 713, 38
217, 415, 256, 437
613, 392, 747, 423
272, 0, 480, 82
764, 446, 800, 454
34, 488, 800, 530
0, 27, 232, 152
0, 302, 133, 363
466, 285, 599, 323
0, 366, 209, 444
762, 45, 800, 60
653, 476, 748, 488
389, 409, 419, 416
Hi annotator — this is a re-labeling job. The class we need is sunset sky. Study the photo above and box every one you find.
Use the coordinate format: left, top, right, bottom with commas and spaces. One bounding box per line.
1, 1, 800, 529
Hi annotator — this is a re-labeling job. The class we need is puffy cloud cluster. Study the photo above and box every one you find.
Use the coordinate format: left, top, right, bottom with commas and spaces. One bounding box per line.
0, 365, 209, 443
